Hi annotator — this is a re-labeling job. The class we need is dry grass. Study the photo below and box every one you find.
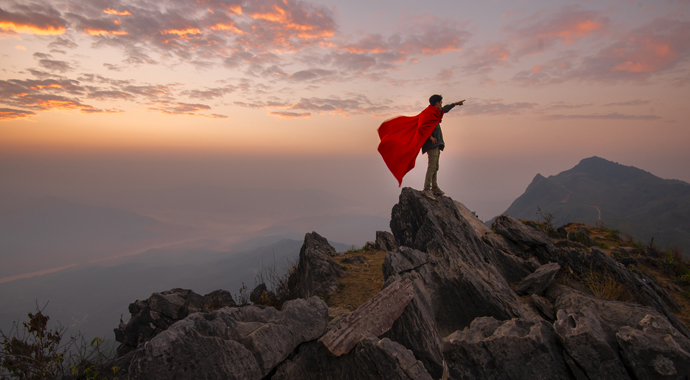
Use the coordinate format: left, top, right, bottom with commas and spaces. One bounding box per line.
583, 269, 625, 301
328, 250, 388, 311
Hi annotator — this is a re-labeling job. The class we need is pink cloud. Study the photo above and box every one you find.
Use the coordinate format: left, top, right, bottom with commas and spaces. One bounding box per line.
513, 18, 690, 85
504, 6, 609, 58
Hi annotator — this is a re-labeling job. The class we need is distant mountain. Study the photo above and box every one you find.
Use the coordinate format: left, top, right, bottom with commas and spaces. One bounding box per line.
498, 156, 690, 256
0, 197, 192, 277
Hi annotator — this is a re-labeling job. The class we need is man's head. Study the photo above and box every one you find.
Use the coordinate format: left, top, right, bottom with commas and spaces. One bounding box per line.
429, 94, 443, 109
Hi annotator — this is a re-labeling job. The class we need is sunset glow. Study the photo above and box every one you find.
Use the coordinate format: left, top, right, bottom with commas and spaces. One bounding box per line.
0, 0, 688, 172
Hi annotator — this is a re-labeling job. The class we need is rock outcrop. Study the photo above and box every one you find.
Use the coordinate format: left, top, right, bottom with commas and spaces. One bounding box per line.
114, 288, 235, 356
125, 297, 328, 380
287, 231, 346, 299
374, 230, 399, 252
106, 187, 690, 380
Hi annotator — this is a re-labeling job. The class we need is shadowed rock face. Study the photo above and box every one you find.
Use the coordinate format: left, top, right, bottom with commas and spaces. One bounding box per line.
114, 288, 235, 356
126, 297, 328, 380
287, 231, 346, 299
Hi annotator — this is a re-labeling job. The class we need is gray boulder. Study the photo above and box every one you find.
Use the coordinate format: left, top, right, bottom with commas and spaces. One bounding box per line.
514, 262, 561, 296
319, 278, 414, 356
616, 314, 690, 379
273, 334, 433, 380
494, 215, 690, 338
554, 307, 629, 380
288, 232, 346, 299
125, 297, 328, 380
114, 288, 235, 356
442, 317, 572, 380
375, 230, 398, 252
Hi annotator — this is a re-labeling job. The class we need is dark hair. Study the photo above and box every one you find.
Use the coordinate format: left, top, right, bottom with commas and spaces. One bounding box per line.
429, 94, 442, 105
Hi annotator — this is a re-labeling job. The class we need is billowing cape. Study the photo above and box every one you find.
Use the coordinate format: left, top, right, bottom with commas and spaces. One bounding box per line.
377, 105, 443, 186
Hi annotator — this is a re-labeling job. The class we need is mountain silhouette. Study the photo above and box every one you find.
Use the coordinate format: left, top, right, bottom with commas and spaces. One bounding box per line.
500, 156, 690, 256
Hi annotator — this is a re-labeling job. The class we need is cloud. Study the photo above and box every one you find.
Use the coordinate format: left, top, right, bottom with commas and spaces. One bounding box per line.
462, 99, 538, 116
148, 101, 227, 118
234, 94, 396, 117
268, 111, 311, 118
331, 15, 471, 72
544, 112, 662, 121
504, 5, 609, 58
0, 3, 68, 35
604, 100, 651, 107
462, 41, 510, 74
182, 86, 236, 100
573, 18, 690, 83
513, 18, 690, 85
38, 58, 74, 72
86, 90, 134, 101
48, 37, 78, 49
0, 108, 36, 120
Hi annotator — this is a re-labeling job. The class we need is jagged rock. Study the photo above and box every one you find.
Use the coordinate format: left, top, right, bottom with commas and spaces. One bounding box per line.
364, 241, 376, 251
114, 288, 235, 356
382, 246, 428, 278
492, 215, 557, 263
341, 255, 366, 265
514, 262, 561, 296
547, 285, 661, 330
381, 272, 446, 379
125, 297, 328, 380
530, 294, 555, 321
389, 188, 534, 330
319, 278, 414, 356
554, 308, 630, 380
617, 314, 690, 379
287, 232, 346, 299
374, 231, 399, 252
494, 214, 690, 338
442, 317, 572, 380
250, 283, 268, 303
273, 334, 433, 380
387, 189, 537, 377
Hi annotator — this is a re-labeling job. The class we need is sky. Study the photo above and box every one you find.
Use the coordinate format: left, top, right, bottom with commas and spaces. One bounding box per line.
1, 0, 690, 220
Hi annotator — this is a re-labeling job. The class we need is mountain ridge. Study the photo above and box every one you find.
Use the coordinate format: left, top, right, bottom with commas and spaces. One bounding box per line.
499, 156, 690, 256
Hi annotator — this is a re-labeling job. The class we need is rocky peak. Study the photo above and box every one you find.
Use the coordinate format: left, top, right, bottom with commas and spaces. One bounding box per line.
105, 188, 690, 380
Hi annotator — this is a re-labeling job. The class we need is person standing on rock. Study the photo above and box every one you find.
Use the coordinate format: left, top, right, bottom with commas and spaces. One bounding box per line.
377, 94, 464, 200
421, 95, 464, 200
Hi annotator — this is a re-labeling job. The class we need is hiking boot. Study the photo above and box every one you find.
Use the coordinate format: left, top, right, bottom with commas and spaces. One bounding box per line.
432, 187, 445, 196
422, 189, 436, 200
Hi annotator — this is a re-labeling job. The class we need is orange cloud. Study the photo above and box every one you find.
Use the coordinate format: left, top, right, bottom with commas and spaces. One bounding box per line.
0, 108, 36, 121
163, 28, 202, 36
210, 22, 245, 34
15, 45, 26, 50
103, 8, 132, 16
0, 21, 65, 35
85, 29, 128, 36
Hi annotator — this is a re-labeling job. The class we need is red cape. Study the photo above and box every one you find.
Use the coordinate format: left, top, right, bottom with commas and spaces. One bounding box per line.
377, 105, 443, 186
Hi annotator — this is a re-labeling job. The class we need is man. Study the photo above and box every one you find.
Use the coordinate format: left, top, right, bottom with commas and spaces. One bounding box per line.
377, 95, 464, 194
421, 94, 464, 200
